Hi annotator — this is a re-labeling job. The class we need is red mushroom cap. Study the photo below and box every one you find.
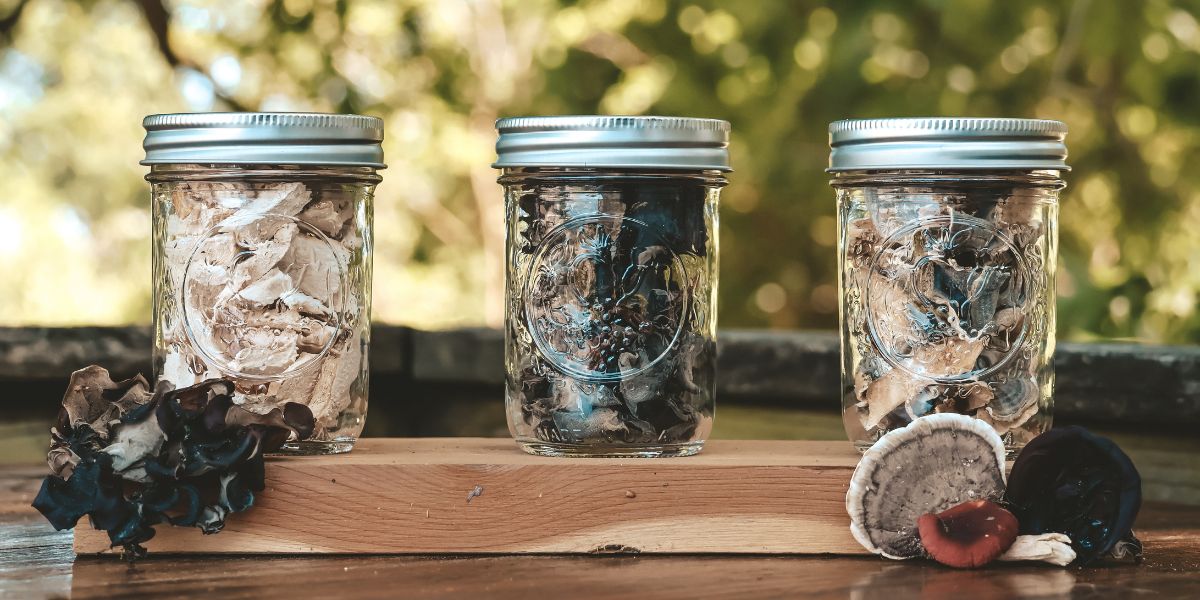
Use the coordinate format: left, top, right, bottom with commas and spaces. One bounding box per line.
917, 500, 1019, 568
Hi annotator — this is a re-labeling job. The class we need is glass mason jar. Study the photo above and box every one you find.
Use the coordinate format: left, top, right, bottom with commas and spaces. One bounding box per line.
495, 116, 730, 457
829, 118, 1067, 453
144, 113, 382, 454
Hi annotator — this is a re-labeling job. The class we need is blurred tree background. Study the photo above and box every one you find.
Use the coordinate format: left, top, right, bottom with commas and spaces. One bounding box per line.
0, 0, 1197, 343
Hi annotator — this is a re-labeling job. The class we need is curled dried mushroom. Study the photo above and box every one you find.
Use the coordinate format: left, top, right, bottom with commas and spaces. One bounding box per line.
917, 500, 1019, 568
1004, 426, 1143, 565
32, 365, 314, 558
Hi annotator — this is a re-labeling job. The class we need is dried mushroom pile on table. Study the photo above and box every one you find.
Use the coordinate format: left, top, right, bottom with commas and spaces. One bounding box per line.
158, 180, 364, 440
846, 413, 1143, 569
33, 367, 315, 558
842, 186, 1054, 447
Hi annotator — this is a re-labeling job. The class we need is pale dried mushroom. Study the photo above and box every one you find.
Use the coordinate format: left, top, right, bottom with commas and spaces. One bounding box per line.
159, 179, 363, 440
49, 366, 154, 479
998, 533, 1077, 566
856, 336, 985, 430
847, 413, 1007, 559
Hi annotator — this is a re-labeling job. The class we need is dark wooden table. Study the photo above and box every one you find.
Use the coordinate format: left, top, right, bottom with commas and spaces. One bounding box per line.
3, 467, 1199, 599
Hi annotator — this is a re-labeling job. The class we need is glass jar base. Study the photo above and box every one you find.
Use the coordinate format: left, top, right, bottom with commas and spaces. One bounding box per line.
275, 438, 356, 455
853, 440, 1023, 459
517, 439, 705, 458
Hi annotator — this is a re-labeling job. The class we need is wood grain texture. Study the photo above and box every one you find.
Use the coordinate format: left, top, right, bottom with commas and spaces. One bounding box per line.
75, 438, 864, 555
5, 512, 1200, 600
65, 544, 1200, 600
4, 468, 1200, 599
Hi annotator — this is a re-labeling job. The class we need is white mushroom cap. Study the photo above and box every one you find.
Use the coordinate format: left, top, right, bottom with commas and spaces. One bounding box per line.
846, 413, 1007, 559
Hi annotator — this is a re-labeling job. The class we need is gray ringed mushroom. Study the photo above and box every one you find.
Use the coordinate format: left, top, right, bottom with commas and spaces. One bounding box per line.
846, 413, 1007, 559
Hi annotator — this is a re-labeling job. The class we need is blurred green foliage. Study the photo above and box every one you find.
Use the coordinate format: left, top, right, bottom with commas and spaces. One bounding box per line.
0, 0, 1197, 343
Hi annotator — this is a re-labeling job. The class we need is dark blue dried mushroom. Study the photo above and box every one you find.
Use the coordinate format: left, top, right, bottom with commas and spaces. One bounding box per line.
33, 366, 314, 558
1004, 426, 1142, 565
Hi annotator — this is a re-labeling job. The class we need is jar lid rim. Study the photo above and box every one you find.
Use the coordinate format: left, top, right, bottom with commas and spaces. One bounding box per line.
142, 112, 386, 168
497, 115, 730, 133
494, 115, 732, 171
828, 117, 1069, 171
830, 117, 1066, 138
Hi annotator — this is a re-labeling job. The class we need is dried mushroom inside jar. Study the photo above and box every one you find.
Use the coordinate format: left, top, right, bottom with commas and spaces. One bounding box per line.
496, 116, 729, 458
830, 118, 1067, 453
146, 113, 381, 455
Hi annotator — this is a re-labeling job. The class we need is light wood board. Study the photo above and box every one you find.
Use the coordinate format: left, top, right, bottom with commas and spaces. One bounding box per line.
74, 438, 867, 555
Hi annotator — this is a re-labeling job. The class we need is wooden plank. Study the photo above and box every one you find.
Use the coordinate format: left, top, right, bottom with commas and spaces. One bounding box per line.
0, 516, 74, 599
75, 438, 864, 555
3, 465, 1198, 598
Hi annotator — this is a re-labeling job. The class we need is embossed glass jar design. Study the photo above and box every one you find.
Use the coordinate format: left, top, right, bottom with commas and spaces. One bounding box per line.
495, 116, 730, 457
829, 118, 1067, 453
144, 113, 381, 455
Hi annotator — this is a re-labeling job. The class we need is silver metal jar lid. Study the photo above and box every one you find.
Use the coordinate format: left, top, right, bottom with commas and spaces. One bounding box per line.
142, 112, 385, 168
494, 115, 732, 171
828, 117, 1068, 172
